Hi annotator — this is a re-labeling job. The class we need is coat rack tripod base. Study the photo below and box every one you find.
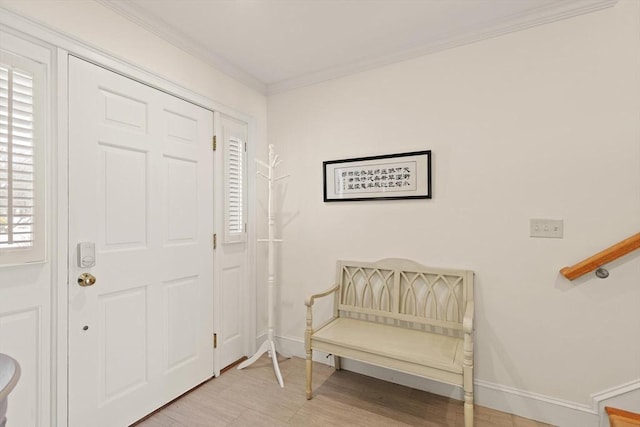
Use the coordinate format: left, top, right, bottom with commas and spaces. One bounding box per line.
237, 337, 285, 387
237, 144, 289, 388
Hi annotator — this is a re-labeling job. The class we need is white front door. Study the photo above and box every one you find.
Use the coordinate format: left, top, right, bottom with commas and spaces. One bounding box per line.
68, 56, 214, 427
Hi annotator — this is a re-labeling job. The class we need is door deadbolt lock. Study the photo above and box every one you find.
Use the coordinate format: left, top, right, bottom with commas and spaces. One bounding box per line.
78, 273, 96, 287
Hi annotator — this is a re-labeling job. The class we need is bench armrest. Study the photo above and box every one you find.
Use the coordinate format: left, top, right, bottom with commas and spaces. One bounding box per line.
305, 285, 340, 307
463, 302, 474, 334
305, 284, 340, 346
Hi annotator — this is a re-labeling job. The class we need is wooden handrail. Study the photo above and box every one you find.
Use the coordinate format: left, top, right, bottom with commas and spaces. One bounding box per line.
605, 406, 640, 426
560, 232, 640, 280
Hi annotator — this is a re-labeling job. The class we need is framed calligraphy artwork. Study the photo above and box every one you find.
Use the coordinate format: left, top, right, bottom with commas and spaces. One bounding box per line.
323, 150, 431, 202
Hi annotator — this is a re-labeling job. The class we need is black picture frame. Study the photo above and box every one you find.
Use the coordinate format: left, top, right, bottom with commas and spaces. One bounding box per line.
323, 150, 432, 202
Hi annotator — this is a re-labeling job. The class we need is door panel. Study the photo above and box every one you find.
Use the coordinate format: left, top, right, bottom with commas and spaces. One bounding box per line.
99, 287, 147, 402
101, 145, 147, 247
222, 264, 243, 345
166, 277, 199, 370
68, 56, 214, 427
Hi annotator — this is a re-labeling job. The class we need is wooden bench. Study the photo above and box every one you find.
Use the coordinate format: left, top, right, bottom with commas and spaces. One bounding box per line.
305, 258, 475, 427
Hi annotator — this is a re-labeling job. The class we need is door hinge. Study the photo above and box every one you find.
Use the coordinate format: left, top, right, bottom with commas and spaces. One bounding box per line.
213, 333, 218, 349
244, 142, 247, 152
213, 233, 217, 249
212, 135, 217, 151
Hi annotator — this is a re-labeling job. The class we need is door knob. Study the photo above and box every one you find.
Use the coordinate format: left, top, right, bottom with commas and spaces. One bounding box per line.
78, 273, 96, 287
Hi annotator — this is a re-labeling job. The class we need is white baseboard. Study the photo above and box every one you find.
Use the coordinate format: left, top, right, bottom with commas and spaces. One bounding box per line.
475, 380, 597, 427
593, 379, 640, 427
274, 334, 605, 427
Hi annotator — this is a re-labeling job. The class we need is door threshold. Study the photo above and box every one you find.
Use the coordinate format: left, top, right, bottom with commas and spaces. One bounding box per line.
221, 356, 248, 374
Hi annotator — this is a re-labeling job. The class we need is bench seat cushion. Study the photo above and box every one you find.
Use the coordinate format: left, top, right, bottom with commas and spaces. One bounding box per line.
312, 317, 463, 378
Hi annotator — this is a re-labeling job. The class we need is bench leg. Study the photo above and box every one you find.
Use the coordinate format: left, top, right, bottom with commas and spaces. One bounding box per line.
306, 348, 313, 400
333, 355, 341, 370
463, 368, 474, 427
464, 391, 473, 427
464, 331, 474, 427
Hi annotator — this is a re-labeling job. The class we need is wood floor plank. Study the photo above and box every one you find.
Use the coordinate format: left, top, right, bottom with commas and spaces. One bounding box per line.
132, 355, 554, 427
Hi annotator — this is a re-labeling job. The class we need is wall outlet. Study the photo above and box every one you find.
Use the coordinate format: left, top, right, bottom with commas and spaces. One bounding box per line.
530, 219, 563, 238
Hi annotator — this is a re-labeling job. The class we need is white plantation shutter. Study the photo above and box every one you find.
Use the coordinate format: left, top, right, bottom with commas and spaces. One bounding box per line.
0, 50, 45, 265
224, 136, 246, 243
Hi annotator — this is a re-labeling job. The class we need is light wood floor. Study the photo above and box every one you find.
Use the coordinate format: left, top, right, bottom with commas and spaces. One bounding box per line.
134, 355, 554, 427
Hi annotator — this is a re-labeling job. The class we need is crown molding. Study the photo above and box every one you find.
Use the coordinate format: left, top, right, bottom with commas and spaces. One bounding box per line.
96, 0, 617, 96
267, 0, 619, 94
95, 0, 268, 95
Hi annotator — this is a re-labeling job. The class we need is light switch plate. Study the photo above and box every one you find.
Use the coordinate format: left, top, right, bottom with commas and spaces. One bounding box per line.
530, 219, 563, 238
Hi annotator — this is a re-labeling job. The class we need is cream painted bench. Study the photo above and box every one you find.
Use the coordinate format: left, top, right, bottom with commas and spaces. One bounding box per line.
305, 259, 475, 427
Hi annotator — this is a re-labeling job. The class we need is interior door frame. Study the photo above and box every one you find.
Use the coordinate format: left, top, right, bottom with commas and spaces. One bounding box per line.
0, 10, 257, 426
212, 112, 252, 375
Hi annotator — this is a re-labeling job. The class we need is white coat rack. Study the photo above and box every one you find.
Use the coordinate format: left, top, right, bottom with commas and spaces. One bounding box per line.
237, 144, 289, 387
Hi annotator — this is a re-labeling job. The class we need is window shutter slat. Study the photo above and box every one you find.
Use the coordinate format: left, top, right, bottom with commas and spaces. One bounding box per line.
0, 62, 36, 250
225, 134, 245, 242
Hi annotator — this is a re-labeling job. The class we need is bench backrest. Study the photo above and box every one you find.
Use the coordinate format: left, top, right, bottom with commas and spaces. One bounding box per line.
335, 258, 474, 331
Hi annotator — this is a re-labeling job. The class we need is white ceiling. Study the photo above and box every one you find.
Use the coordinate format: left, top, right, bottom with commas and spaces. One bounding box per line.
98, 0, 616, 94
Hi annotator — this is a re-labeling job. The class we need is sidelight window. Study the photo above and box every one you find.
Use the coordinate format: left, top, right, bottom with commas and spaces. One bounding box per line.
0, 49, 46, 265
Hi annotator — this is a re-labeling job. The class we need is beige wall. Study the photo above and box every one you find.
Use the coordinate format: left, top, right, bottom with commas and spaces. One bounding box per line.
268, 0, 640, 407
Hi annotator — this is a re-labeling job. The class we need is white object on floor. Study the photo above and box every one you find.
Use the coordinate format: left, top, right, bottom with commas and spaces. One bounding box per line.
0, 353, 21, 427
237, 144, 289, 387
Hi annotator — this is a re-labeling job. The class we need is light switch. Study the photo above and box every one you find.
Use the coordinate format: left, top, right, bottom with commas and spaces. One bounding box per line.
530, 219, 563, 238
